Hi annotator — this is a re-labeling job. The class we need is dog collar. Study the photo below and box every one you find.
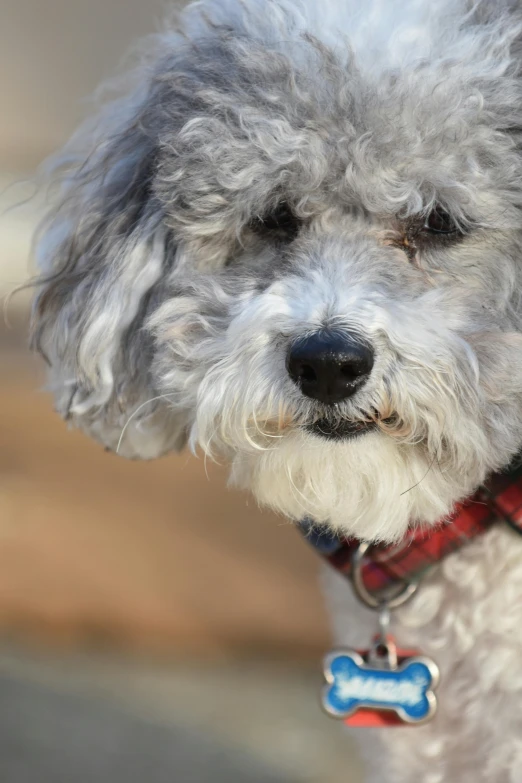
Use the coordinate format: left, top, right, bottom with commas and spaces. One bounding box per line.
299, 456, 522, 599
305, 457, 522, 727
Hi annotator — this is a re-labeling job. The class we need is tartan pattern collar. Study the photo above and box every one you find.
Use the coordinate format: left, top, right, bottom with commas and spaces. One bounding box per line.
299, 457, 522, 597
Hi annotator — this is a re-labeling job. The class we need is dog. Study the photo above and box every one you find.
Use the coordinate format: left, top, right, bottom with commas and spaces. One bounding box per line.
31, 0, 522, 780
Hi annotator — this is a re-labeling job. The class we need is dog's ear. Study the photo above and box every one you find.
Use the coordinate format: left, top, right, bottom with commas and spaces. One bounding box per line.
31, 71, 188, 458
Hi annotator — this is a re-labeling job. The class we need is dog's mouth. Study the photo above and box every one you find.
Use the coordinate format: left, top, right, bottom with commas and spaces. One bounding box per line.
306, 418, 377, 440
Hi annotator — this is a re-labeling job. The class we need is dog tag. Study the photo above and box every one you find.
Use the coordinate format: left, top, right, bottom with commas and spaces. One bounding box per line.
322, 636, 439, 726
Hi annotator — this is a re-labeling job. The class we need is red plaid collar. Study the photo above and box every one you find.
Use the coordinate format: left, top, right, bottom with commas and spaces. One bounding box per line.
299, 458, 522, 597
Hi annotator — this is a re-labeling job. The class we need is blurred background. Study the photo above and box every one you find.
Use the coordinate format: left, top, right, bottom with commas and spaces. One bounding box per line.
0, 0, 363, 780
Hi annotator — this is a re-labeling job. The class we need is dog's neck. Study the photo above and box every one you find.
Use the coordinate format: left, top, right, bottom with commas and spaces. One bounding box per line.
299, 455, 522, 597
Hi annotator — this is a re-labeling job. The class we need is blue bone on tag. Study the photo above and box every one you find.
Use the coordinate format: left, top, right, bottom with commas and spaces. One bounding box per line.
322, 649, 439, 724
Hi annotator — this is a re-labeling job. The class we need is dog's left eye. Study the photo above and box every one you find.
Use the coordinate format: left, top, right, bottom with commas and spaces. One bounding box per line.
422, 207, 458, 235
251, 202, 301, 241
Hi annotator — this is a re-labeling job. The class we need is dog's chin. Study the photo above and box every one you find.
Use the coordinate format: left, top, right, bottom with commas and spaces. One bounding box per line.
229, 428, 460, 543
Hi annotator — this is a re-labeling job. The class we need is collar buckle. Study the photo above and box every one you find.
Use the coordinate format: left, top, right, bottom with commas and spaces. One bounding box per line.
351, 540, 421, 610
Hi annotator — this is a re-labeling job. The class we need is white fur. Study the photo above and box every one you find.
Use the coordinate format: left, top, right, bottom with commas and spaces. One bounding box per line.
324, 524, 522, 783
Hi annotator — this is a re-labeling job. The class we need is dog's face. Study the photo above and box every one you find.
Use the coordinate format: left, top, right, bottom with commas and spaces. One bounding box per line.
33, 0, 522, 541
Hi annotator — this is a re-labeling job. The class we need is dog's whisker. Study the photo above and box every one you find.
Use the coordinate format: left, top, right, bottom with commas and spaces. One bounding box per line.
116, 393, 178, 455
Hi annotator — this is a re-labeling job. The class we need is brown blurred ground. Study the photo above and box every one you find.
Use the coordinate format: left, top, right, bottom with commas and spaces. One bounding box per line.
0, 318, 331, 658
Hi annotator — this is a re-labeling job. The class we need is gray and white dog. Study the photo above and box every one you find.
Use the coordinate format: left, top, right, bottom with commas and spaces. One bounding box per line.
32, 0, 522, 780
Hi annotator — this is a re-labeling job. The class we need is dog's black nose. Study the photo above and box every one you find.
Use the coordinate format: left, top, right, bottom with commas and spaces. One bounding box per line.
287, 331, 374, 404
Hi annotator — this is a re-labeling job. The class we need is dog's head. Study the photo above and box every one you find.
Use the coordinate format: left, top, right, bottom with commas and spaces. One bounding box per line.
32, 0, 522, 541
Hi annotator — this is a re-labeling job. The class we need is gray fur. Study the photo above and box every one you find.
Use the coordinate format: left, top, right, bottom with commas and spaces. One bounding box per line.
32, 0, 522, 539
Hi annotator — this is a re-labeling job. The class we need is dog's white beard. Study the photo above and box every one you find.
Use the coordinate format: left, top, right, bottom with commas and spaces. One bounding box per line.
230, 429, 465, 542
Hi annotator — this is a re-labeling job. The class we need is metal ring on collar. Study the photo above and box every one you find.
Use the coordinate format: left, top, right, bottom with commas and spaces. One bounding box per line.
351, 540, 420, 610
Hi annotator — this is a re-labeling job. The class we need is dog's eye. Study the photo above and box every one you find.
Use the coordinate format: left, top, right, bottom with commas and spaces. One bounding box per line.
423, 207, 458, 235
251, 202, 301, 241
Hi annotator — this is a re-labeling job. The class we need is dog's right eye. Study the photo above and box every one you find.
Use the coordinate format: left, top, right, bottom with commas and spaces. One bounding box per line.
250, 202, 301, 241
422, 207, 459, 235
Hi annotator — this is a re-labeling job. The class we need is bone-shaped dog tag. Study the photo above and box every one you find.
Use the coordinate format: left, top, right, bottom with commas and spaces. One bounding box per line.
322, 642, 439, 726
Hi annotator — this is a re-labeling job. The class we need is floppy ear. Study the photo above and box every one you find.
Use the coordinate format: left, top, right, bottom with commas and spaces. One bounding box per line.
31, 70, 188, 458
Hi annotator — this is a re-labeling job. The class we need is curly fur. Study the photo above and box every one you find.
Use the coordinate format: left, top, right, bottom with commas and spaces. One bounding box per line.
324, 525, 522, 783
30, 1, 522, 779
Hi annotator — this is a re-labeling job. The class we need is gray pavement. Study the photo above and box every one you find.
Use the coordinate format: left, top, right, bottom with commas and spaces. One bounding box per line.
0, 647, 364, 783
0, 675, 286, 783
